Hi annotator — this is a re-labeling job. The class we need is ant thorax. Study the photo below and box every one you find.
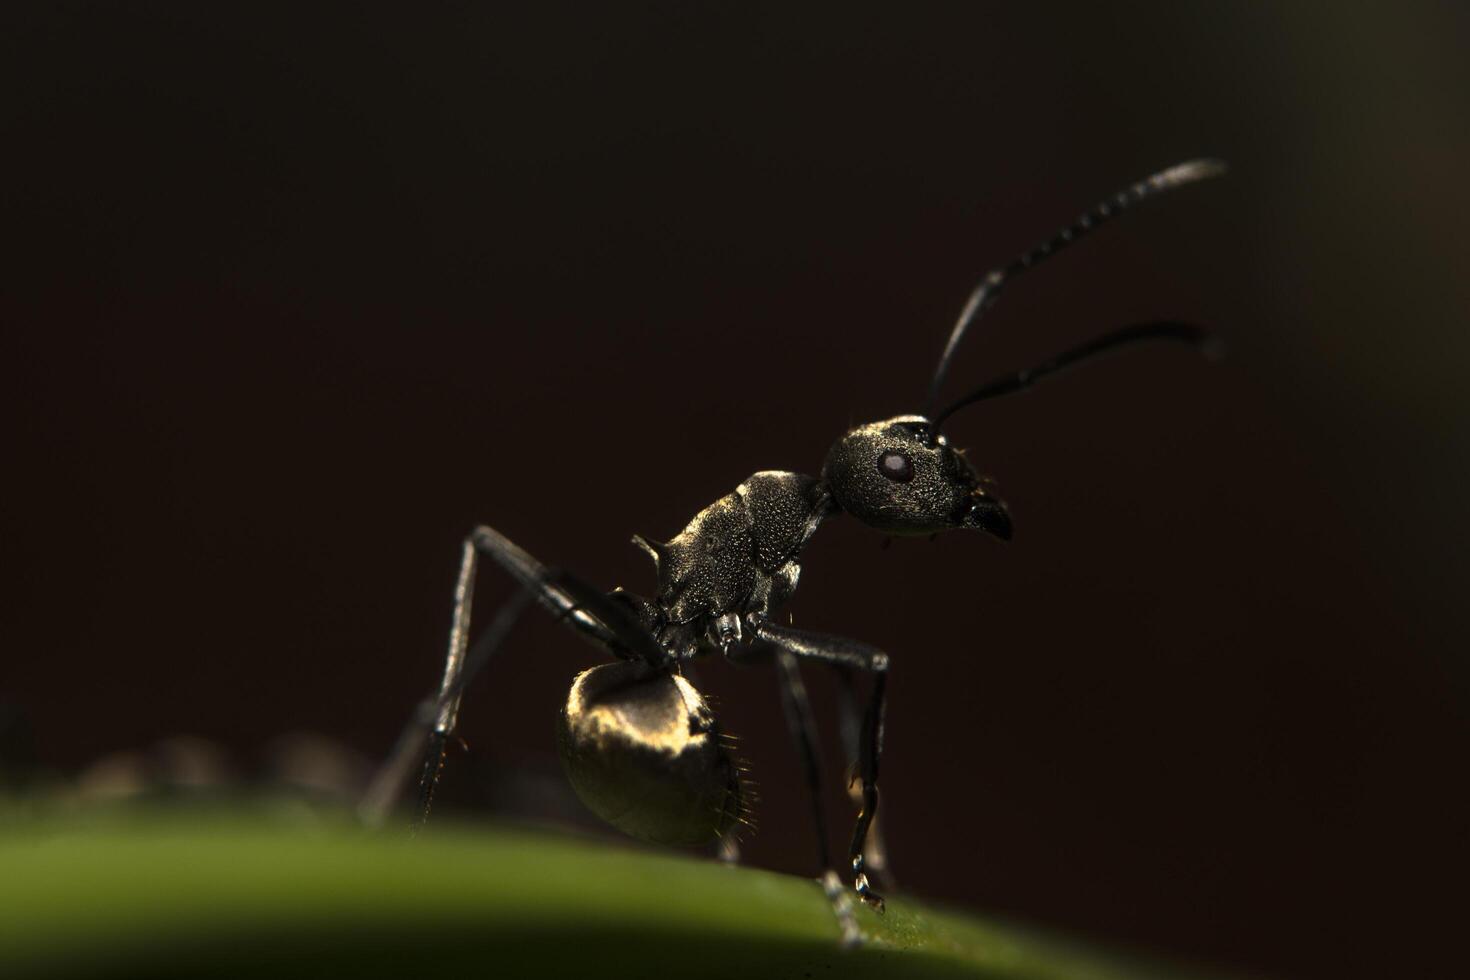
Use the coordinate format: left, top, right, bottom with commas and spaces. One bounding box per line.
633, 471, 834, 657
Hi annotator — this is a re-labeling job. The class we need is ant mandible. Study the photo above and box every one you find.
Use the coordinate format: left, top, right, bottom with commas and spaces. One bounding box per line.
361, 159, 1226, 945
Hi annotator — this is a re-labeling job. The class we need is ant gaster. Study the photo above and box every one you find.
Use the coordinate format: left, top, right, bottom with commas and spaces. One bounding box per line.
361, 159, 1227, 945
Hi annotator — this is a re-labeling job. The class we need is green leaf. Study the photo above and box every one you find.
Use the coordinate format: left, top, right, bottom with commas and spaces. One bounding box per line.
0, 813, 1214, 979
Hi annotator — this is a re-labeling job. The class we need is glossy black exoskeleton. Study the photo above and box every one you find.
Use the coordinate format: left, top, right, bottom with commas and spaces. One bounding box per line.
361, 160, 1226, 944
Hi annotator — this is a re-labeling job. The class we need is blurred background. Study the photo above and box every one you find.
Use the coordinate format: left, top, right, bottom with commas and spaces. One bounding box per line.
3, 4, 1466, 978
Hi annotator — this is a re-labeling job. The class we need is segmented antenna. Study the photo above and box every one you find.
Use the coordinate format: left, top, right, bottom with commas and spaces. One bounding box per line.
923, 158, 1227, 418
932, 321, 1217, 427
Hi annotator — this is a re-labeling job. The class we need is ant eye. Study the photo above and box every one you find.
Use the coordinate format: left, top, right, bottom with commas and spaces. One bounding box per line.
877, 450, 914, 482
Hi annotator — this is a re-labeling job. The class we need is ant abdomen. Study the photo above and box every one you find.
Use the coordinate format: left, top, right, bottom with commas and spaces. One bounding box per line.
556, 661, 747, 847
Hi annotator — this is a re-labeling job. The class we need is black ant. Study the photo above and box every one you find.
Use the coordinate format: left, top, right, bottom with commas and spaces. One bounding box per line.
360, 159, 1226, 945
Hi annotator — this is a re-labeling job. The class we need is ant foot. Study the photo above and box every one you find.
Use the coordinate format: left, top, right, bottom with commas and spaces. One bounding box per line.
852, 856, 886, 913
857, 882, 886, 913
820, 870, 862, 948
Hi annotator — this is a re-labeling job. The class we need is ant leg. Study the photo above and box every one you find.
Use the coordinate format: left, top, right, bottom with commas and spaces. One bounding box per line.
360, 525, 664, 830
774, 649, 831, 870
849, 658, 889, 913
358, 584, 531, 830
773, 647, 861, 947
750, 617, 890, 913
835, 666, 894, 890
464, 525, 666, 664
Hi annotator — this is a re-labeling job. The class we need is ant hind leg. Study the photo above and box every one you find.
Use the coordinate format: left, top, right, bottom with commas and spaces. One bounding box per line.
359, 525, 665, 831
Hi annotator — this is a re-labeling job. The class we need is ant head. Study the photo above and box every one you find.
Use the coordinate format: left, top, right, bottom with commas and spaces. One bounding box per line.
822, 415, 1012, 539
822, 162, 1226, 540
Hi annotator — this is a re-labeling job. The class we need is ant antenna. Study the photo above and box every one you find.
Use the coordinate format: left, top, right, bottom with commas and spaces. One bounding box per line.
931, 321, 1218, 428
922, 159, 1227, 418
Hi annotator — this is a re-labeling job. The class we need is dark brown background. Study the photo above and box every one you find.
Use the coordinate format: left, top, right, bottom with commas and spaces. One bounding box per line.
3, 4, 1467, 979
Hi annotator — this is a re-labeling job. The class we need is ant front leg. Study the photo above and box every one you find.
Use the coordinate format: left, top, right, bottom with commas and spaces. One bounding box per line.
750, 616, 890, 914
360, 525, 664, 831
835, 665, 894, 890
772, 648, 831, 872
769, 646, 863, 947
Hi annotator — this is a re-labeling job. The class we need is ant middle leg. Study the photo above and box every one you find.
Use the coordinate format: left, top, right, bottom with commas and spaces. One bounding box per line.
749, 616, 890, 913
